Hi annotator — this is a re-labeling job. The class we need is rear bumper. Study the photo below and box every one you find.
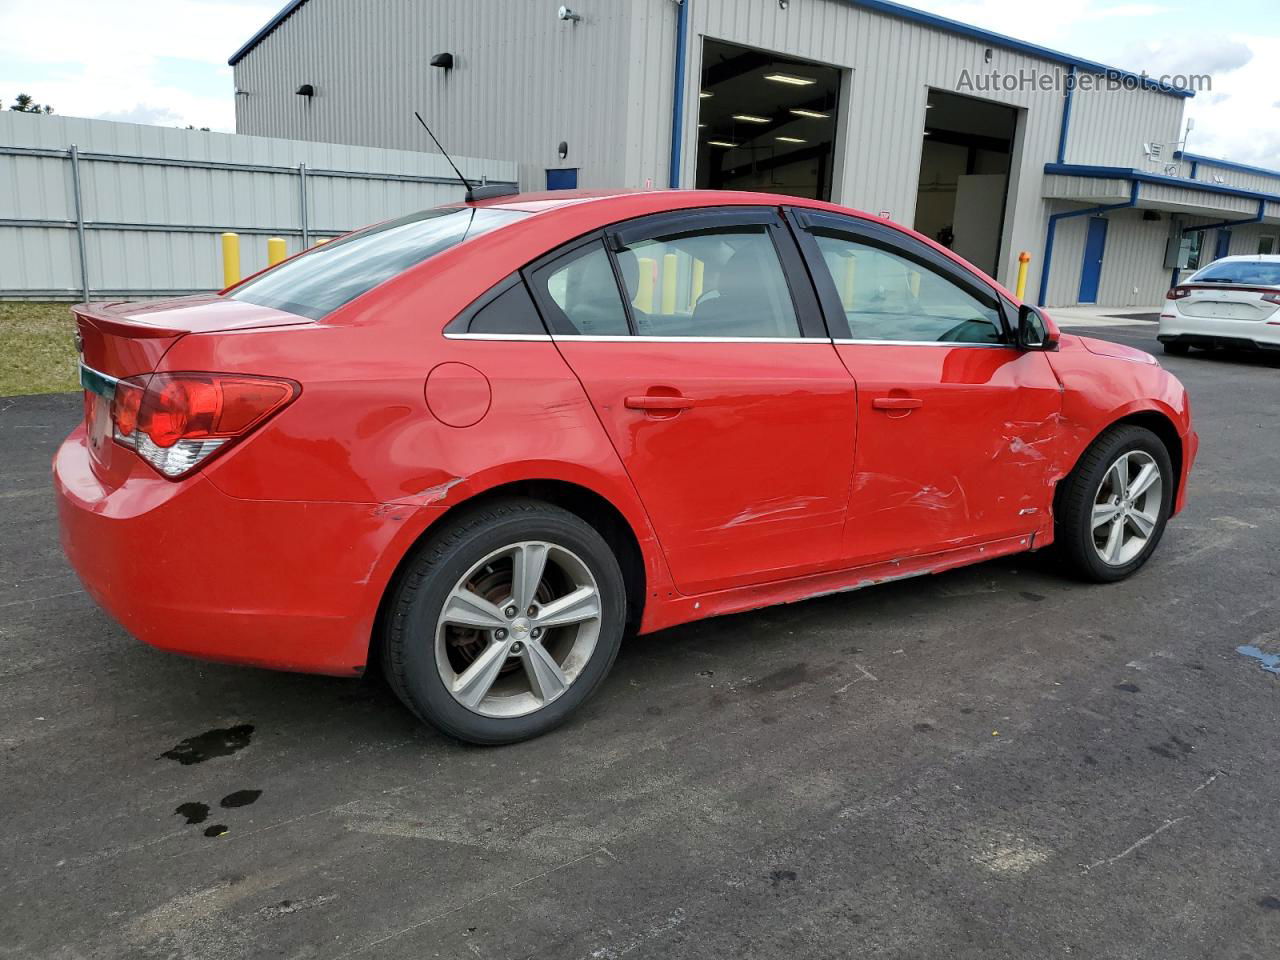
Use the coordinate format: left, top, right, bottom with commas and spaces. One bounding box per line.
1158, 312, 1280, 352
53, 427, 441, 676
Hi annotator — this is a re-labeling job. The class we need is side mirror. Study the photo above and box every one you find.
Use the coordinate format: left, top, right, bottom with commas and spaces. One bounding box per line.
1017, 304, 1060, 351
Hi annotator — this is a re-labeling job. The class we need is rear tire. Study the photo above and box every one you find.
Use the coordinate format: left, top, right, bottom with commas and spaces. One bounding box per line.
1054, 425, 1173, 583
1162, 341, 1190, 356
381, 497, 626, 744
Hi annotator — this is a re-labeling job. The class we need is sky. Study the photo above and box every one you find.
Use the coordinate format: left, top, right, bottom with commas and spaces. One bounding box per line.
1, 0, 1277, 169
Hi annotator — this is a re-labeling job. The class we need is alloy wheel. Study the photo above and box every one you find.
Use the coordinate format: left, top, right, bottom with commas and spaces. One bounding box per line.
434, 541, 602, 718
1090, 450, 1163, 566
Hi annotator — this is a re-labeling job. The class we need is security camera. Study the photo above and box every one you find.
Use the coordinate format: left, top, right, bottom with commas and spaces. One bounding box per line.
558, 6, 582, 22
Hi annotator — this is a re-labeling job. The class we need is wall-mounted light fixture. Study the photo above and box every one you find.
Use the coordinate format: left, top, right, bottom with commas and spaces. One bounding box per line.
295, 83, 315, 97
983, 48, 993, 63
430, 52, 454, 70
558, 5, 582, 23
558, 141, 569, 160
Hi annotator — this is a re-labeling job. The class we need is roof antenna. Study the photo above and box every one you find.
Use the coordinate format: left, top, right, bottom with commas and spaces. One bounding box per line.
414, 111, 516, 202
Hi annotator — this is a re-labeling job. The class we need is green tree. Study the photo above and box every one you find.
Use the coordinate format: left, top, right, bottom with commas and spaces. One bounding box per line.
9, 93, 54, 114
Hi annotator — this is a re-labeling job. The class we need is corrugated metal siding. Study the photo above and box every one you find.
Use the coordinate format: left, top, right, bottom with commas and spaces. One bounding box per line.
1041, 175, 1130, 202
1187, 160, 1280, 196
234, 0, 635, 191
233, 0, 1192, 305
1041, 208, 1177, 308
642, 0, 1187, 294
1139, 182, 1257, 217
0, 111, 513, 298
1065, 84, 1183, 167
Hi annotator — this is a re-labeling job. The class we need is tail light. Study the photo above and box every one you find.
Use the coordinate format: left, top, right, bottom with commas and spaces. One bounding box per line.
1263, 292, 1280, 305
1166, 286, 1192, 300
110, 372, 298, 478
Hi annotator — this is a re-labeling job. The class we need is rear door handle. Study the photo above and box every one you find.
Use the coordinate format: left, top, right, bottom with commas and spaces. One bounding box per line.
625, 395, 695, 411
872, 397, 923, 411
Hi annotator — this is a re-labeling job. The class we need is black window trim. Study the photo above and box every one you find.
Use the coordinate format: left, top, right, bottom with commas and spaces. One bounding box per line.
786, 207, 1015, 346
442, 271, 553, 338
603, 205, 828, 340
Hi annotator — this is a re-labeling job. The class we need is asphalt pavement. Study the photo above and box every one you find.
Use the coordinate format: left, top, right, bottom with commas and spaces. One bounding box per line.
2, 324, 1278, 959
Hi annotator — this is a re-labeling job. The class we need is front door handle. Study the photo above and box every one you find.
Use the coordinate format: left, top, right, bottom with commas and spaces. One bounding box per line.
872, 397, 923, 411
625, 395, 695, 411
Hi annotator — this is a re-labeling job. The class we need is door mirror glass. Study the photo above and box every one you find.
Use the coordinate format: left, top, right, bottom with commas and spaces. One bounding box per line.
1017, 304, 1058, 350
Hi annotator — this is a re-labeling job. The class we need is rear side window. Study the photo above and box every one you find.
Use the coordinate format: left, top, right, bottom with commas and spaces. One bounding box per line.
616, 226, 800, 338
810, 233, 1003, 344
229, 206, 528, 320
535, 244, 631, 336
456, 277, 546, 335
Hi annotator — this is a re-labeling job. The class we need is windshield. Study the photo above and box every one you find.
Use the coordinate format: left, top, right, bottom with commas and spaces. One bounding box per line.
1191, 260, 1280, 287
229, 206, 529, 320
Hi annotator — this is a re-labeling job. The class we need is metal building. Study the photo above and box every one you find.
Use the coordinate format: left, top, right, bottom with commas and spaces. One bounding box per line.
230, 0, 1280, 308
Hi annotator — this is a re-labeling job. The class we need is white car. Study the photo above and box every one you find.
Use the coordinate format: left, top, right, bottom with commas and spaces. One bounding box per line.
1158, 255, 1280, 355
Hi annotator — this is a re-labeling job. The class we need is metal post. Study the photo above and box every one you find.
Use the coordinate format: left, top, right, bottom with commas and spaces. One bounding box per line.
298, 162, 310, 247
69, 144, 91, 302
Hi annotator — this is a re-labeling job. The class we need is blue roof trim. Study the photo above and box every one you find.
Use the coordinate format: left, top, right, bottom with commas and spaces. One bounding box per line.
228, 0, 310, 66
845, 0, 1193, 98
1045, 163, 1280, 205
1176, 151, 1280, 182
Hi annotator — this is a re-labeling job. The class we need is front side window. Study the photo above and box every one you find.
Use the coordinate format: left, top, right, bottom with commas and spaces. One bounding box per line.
615, 226, 800, 338
230, 206, 528, 320
810, 233, 1004, 344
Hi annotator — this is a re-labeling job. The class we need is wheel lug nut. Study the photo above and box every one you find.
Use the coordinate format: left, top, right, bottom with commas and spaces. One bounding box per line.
531, 627, 543, 639
527, 605, 538, 616
504, 605, 517, 618
510, 641, 524, 654
494, 628, 507, 640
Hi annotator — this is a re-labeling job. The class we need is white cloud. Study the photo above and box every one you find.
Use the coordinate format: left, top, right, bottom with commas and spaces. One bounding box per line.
0, 0, 279, 131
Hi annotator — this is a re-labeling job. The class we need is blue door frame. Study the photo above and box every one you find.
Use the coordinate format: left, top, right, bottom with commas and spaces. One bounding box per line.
1078, 217, 1108, 303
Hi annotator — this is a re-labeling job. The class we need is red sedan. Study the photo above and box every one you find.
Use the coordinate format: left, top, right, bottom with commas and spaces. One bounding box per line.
54, 189, 1197, 744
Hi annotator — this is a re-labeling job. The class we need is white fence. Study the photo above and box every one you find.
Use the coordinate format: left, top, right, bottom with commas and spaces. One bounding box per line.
0, 112, 517, 300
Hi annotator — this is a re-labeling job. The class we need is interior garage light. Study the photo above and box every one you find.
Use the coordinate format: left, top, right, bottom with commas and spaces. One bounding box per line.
732, 113, 771, 123
699, 91, 713, 98
789, 108, 828, 119
706, 140, 737, 148
775, 135, 807, 143
765, 73, 815, 86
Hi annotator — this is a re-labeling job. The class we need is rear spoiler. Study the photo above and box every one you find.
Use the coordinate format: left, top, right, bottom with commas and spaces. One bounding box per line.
73, 305, 187, 340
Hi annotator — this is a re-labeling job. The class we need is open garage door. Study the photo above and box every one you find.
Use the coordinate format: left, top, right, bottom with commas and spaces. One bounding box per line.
695, 39, 840, 201
914, 90, 1017, 277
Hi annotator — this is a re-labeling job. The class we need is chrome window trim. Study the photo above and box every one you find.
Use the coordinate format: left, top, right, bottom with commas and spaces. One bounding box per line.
442, 332, 553, 341
832, 338, 1010, 349
441, 333, 1012, 346
552, 335, 821, 344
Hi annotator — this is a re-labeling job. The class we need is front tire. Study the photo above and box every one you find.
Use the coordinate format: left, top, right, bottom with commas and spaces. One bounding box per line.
1054, 425, 1173, 583
381, 498, 626, 744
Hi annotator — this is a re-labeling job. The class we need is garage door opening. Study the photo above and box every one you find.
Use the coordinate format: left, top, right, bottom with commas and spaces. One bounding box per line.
913, 90, 1017, 277
695, 39, 840, 200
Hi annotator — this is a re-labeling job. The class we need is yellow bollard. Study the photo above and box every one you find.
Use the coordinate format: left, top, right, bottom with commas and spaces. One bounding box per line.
636, 257, 656, 312
220, 232, 241, 288
690, 258, 704, 309
267, 236, 287, 266
661, 253, 678, 315
841, 256, 856, 310
1015, 251, 1031, 300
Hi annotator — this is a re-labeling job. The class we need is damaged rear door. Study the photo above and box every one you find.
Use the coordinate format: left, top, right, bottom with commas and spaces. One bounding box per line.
789, 209, 1062, 566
